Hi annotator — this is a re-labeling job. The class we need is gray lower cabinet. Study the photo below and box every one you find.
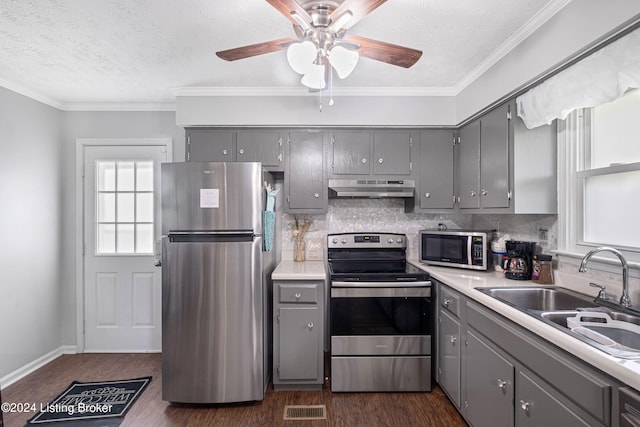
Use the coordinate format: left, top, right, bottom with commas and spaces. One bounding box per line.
465, 329, 514, 427
273, 281, 324, 390
185, 128, 284, 171
436, 281, 614, 427
285, 130, 327, 214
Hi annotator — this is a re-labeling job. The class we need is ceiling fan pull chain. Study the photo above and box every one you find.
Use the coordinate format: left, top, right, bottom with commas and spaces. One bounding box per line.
329, 67, 335, 106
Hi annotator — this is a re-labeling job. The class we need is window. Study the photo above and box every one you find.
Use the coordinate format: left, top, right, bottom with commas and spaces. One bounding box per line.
96, 160, 154, 254
561, 89, 640, 258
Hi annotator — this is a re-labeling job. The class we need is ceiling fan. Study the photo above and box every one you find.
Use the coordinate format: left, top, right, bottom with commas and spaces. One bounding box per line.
215, 0, 423, 90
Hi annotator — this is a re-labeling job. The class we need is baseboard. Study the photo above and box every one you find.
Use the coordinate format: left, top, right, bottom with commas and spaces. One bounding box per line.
0, 345, 77, 390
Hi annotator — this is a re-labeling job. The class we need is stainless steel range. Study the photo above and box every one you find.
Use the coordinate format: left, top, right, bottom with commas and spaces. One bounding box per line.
328, 232, 433, 392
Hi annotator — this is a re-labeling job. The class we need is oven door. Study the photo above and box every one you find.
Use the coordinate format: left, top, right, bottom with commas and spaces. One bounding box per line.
330, 286, 431, 356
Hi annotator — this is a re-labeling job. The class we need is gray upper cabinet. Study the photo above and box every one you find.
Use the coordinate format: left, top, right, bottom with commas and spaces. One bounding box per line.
285, 130, 327, 214
186, 128, 284, 171
187, 129, 235, 162
479, 103, 511, 209
329, 130, 413, 178
457, 120, 481, 209
409, 129, 455, 212
331, 131, 371, 175
373, 130, 412, 176
456, 100, 557, 213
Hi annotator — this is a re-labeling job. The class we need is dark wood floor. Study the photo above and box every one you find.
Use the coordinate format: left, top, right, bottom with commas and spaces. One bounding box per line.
2, 353, 466, 427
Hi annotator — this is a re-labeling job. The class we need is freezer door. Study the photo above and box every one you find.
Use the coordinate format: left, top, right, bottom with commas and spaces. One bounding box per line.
161, 162, 267, 234
162, 236, 265, 403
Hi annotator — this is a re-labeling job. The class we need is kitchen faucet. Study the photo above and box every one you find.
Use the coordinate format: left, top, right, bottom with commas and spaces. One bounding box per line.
578, 246, 630, 307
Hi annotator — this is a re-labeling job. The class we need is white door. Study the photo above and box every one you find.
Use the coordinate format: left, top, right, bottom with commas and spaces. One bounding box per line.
83, 144, 167, 352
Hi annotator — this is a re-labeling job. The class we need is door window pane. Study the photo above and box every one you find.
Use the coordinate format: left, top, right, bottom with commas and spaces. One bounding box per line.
95, 159, 155, 255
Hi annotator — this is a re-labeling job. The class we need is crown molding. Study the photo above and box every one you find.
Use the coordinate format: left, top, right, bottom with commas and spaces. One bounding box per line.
172, 86, 457, 97
62, 102, 176, 111
453, 0, 572, 93
0, 77, 64, 110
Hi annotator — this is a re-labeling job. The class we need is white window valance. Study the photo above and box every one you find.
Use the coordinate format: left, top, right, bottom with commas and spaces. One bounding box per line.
516, 27, 640, 129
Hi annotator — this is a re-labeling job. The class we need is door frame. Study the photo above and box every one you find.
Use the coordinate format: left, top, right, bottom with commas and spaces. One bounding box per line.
75, 138, 173, 353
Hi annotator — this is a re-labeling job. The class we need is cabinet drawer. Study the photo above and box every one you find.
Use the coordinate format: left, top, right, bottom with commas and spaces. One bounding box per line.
439, 285, 461, 317
279, 284, 318, 303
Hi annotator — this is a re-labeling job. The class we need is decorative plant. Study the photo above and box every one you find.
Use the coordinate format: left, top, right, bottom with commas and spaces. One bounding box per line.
293, 216, 313, 261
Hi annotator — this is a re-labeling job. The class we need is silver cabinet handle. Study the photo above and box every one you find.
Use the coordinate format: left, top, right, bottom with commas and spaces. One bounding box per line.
470, 191, 477, 197
450, 336, 457, 345
307, 322, 314, 329
378, 158, 384, 164
520, 400, 531, 416
314, 193, 319, 198
497, 379, 508, 393
442, 298, 451, 308
361, 158, 368, 164
481, 189, 488, 196
238, 148, 245, 155
295, 293, 301, 299
222, 149, 228, 155
425, 192, 431, 198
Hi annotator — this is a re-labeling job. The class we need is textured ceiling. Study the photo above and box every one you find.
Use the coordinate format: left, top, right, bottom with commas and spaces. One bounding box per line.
0, 0, 566, 107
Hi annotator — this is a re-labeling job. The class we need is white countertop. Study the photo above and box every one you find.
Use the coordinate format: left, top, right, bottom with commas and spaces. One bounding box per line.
411, 261, 640, 392
272, 260, 327, 281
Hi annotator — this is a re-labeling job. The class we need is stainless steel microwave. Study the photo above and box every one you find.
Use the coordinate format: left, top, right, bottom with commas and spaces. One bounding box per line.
419, 230, 494, 270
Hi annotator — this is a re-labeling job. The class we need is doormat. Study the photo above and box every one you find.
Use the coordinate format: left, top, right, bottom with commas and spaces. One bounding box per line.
26, 376, 151, 426
283, 405, 327, 420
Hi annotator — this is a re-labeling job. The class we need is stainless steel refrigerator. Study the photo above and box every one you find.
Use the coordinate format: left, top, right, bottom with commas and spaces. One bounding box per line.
161, 162, 276, 403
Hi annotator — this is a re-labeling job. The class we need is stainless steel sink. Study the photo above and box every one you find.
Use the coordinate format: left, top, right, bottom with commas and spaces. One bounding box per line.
475, 286, 640, 358
475, 286, 599, 312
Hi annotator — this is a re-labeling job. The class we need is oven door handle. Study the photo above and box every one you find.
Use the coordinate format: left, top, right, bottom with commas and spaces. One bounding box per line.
331, 281, 431, 288
331, 287, 431, 298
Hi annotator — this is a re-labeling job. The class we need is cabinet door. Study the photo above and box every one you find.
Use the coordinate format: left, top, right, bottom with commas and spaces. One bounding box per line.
465, 330, 514, 427
278, 306, 320, 380
457, 121, 480, 209
517, 370, 592, 427
480, 103, 511, 208
285, 131, 326, 213
373, 131, 412, 175
187, 130, 235, 162
438, 310, 461, 408
236, 130, 283, 170
331, 131, 371, 175
418, 130, 454, 209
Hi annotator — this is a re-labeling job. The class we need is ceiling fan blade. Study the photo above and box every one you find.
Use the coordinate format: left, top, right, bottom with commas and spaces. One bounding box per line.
345, 35, 422, 68
266, 0, 312, 26
216, 37, 296, 61
330, 0, 387, 30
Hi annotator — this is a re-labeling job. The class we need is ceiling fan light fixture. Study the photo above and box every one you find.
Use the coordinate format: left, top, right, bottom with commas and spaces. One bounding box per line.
301, 62, 326, 89
329, 45, 359, 79
287, 40, 317, 74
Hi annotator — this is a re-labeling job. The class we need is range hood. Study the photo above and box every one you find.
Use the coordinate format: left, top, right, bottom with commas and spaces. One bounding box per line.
328, 179, 415, 198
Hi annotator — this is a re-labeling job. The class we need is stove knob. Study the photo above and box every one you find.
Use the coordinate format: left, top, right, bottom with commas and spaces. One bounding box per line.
397, 238, 403, 243
388, 238, 394, 244
341, 238, 348, 244
332, 238, 338, 244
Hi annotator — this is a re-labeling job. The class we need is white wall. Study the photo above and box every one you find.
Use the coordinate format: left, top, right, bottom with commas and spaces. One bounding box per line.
176, 94, 457, 127
0, 87, 64, 381
456, 0, 640, 122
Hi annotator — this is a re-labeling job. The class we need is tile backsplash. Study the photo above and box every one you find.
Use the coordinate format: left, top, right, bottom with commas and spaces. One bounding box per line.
280, 198, 558, 260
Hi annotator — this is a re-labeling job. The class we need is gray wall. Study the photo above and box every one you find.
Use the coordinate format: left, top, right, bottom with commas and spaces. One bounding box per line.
0, 86, 64, 380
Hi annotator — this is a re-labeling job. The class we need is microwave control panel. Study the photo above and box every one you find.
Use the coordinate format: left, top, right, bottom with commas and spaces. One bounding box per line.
471, 236, 485, 266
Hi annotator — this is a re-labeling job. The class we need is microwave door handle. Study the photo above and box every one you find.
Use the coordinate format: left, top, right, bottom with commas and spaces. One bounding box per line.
467, 236, 473, 266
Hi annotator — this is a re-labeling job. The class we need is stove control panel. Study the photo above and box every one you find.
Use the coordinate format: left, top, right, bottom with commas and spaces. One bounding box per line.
328, 233, 406, 249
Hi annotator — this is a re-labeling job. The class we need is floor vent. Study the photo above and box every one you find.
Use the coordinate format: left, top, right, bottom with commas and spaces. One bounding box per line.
283, 404, 327, 420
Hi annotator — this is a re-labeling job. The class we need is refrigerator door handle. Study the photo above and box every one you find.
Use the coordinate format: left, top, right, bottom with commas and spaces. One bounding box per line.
168, 230, 255, 243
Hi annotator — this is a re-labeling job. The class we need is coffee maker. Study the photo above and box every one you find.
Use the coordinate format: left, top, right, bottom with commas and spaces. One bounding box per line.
503, 241, 537, 280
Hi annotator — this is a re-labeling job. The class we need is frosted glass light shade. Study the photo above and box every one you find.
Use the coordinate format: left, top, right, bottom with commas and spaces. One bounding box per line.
287, 41, 317, 75
301, 63, 326, 89
329, 45, 359, 79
